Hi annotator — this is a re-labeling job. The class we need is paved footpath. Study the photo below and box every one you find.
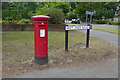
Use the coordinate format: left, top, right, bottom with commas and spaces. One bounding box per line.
11, 29, 119, 78
12, 58, 118, 78
78, 29, 119, 45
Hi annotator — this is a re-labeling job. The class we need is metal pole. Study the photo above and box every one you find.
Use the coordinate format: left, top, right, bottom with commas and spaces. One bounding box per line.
65, 30, 68, 51
90, 14, 92, 23
86, 29, 90, 48
86, 14, 88, 23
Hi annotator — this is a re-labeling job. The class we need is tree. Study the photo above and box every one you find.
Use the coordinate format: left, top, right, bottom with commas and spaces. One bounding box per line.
69, 2, 76, 11
2, 2, 40, 20
66, 11, 77, 20
75, 2, 119, 21
94, 8, 104, 20
41, 2, 70, 15
2, 2, 10, 10
53, 2, 70, 14
36, 7, 65, 24
104, 10, 115, 20
75, 2, 92, 21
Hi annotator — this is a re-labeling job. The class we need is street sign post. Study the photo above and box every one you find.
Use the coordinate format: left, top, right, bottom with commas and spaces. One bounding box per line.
86, 24, 91, 48
65, 25, 68, 51
86, 11, 93, 23
65, 24, 92, 51
86, 11, 93, 15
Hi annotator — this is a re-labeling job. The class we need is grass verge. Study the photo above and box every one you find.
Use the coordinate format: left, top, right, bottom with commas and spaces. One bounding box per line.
2, 31, 118, 77
93, 26, 119, 35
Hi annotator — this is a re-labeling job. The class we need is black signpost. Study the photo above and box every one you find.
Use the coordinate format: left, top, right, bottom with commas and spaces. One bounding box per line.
86, 24, 91, 48
86, 29, 90, 48
65, 24, 92, 51
65, 25, 68, 51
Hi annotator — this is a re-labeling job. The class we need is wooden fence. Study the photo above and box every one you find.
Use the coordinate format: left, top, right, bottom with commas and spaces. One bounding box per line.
2, 24, 66, 31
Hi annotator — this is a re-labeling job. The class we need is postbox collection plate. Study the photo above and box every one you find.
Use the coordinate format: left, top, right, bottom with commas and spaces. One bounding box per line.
40, 29, 45, 37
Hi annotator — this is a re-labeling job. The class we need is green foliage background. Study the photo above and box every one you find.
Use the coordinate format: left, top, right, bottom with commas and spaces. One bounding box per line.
2, 2, 119, 24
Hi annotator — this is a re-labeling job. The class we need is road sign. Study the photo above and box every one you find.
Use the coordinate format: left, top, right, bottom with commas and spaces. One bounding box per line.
86, 11, 93, 15
65, 25, 92, 30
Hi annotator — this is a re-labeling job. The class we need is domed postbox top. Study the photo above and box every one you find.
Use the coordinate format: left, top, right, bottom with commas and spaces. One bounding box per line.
32, 15, 50, 21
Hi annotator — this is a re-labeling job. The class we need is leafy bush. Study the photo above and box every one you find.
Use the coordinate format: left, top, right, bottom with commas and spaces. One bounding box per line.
2, 20, 9, 24
109, 21, 120, 25
36, 8, 65, 24
2, 20, 18, 24
104, 10, 114, 19
17, 21, 25, 24
94, 9, 104, 20
17, 19, 30, 24
93, 20, 108, 24
17, 19, 33, 31
28, 21, 34, 24
94, 9, 115, 20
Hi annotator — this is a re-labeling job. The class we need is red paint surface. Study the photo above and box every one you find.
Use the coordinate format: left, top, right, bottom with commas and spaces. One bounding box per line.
32, 16, 50, 57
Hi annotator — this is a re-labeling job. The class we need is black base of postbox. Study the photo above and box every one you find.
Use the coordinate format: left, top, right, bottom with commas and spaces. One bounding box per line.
34, 56, 48, 65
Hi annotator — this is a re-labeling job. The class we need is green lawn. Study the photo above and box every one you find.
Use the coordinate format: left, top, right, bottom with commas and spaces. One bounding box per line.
2, 31, 117, 77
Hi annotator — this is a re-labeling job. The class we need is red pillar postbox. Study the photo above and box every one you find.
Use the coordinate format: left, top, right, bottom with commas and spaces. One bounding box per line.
32, 15, 50, 65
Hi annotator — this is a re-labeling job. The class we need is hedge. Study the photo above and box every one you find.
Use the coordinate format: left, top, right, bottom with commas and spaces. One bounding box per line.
92, 20, 108, 24
2, 10, 16, 20
109, 21, 120, 25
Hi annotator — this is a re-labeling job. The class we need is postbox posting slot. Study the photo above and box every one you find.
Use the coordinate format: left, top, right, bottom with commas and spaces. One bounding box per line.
39, 25, 46, 26
40, 29, 45, 37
